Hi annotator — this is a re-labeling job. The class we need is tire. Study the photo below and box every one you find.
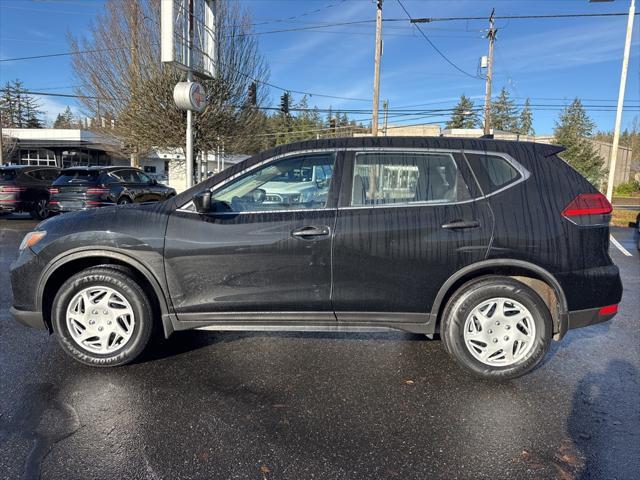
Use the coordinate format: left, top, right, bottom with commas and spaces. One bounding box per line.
118, 196, 132, 205
30, 198, 50, 220
51, 267, 153, 367
441, 276, 552, 380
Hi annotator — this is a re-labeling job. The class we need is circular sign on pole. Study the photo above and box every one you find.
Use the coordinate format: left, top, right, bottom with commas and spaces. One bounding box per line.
173, 82, 207, 112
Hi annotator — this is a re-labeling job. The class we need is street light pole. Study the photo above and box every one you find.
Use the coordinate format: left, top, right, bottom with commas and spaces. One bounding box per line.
185, 0, 194, 189
605, 0, 635, 201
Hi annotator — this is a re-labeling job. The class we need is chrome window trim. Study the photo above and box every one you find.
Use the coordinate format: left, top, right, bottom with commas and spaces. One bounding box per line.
177, 147, 530, 213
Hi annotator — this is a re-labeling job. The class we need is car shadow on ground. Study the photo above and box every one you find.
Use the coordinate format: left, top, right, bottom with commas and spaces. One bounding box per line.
136, 329, 428, 364
568, 359, 639, 479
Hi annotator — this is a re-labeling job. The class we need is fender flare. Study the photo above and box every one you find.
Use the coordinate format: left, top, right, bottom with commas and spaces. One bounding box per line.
37, 247, 173, 336
430, 259, 569, 339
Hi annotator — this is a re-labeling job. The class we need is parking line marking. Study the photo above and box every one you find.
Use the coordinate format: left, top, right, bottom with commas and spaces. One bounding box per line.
610, 235, 632, 257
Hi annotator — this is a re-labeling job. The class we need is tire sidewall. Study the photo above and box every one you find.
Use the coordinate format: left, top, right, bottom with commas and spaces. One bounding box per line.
52, 269, 152, 367
443, 278, 552, 380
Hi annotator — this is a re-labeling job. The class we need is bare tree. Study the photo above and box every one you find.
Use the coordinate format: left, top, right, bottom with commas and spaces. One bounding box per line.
69, 0, 269, 166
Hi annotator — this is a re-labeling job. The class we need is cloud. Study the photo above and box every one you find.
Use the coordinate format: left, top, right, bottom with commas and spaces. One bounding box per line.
34, 95, 80, 125
265, 1, 371, 76
488, 18, 640, 74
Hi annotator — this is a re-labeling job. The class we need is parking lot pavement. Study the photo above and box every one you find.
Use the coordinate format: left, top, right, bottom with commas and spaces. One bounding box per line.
1, 215, 638, 480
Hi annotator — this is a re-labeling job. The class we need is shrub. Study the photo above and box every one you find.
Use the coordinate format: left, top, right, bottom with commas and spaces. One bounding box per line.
613, 180, 640, 196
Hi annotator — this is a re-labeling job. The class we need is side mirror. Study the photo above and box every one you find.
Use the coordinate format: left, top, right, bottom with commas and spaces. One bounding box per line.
193, 190, 211, 213
316, 178, 327, 189
150, 178, 158, 185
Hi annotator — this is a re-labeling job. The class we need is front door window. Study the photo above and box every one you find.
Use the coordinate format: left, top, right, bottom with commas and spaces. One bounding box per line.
210, 153, 336, 212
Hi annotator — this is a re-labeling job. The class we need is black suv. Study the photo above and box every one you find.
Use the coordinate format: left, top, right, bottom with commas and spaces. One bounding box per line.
10, 137, 622, 379
0, 165, 61, 219
48, 166, 176, 212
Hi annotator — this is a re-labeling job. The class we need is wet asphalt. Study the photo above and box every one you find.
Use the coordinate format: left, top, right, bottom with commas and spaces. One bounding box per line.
0, 214, 638, 480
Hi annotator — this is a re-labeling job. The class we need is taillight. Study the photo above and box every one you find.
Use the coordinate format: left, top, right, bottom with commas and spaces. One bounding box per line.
599, 304, 618, 316
86, 187, 109, 195
562, 193, 612, 218
0, 186, 26, 193
49, 187, 60, 195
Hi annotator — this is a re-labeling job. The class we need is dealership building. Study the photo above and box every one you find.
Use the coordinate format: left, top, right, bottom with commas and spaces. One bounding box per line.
1, 128, 246, 191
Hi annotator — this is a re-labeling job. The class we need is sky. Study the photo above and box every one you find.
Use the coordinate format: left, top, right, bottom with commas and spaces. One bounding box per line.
0, 0, 639, 135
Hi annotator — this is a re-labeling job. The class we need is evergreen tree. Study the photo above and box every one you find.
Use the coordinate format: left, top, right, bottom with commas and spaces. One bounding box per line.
490, 87, 518, 132
446, 94, 478, 129
553, 98, 605, 186
0, 80, 44, 128
517, 98, 534, 135
53, 106, 76, 129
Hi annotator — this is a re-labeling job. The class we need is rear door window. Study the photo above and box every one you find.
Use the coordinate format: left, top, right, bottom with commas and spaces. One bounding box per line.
132, 171, 152, 183
464, 153, 521, 194
350, 151, 471, 206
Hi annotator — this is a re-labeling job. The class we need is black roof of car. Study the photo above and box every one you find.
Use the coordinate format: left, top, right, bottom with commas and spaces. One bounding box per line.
175, 136, 567, 204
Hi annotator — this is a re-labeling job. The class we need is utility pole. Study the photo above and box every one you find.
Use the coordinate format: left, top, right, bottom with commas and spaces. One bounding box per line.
606, 0, 635, 201
382, 99, 389, 136
483, 9, 496, 136
371, 0, 383, 136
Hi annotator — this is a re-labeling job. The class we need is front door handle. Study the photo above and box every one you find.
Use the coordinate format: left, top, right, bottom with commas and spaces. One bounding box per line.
441, 220, 480, 230
291, 225, 331, 238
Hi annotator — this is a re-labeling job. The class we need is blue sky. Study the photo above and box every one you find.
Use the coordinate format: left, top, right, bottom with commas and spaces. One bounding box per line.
0, 0, 638, 134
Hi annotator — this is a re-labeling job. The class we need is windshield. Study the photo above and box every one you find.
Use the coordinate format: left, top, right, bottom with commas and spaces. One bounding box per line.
54, 170, 100, 185
0, 169, 17, 181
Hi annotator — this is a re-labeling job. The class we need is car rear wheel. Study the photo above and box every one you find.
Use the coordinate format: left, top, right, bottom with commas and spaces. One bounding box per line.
51, 267, 153, 366
441, 276, 552, 380
30, 198, 50, 220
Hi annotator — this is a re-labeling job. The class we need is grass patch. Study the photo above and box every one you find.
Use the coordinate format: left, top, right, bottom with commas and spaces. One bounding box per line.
611, 209, 639, 228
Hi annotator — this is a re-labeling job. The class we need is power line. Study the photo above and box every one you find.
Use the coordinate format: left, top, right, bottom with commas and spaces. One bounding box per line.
396, 0, 482, 81
0, 47, 118, 63
410, 12, 640, 23
13, 90, 640, 113
250, 0, 349, 26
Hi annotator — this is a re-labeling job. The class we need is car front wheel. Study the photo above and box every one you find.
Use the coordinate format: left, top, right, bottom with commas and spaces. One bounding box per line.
441, 276, 552, 380
51, 266, 153, 366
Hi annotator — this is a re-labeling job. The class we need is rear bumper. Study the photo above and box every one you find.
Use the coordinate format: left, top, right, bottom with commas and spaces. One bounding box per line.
49, 201, 110, 212
553, 263, 622, 339
10, 306, 47, 330
0, 200, 28, 212
567, 305, 618, 331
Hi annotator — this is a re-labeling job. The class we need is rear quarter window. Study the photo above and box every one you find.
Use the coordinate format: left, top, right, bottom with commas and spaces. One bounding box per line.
465, 153, 521, 194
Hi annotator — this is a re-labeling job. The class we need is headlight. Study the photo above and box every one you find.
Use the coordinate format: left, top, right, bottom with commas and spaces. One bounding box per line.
19, 231, 47, 252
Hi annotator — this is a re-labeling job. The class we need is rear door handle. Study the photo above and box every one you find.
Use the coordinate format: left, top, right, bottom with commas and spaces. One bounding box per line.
441, 220, 480, 230
291, 225, 331, 238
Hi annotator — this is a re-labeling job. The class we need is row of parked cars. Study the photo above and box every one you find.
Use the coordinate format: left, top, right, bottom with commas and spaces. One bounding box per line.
0, 165, 176, 220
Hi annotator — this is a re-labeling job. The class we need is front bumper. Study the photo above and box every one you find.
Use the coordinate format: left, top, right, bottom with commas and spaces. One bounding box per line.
10, 306, 47, 330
